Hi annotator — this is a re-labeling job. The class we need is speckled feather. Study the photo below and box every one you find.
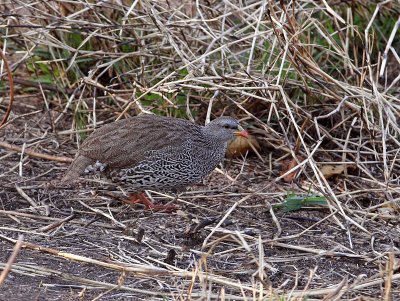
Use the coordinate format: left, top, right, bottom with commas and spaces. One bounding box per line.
81, 115, 203, 168
62, 115, 242, 192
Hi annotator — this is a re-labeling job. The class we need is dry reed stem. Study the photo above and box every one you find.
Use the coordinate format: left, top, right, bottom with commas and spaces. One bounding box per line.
0, 235, 23, 286
1, 0, 400, 299
0, 46, 14, 127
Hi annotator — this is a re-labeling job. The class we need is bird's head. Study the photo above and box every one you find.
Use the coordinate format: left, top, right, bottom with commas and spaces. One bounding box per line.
204, 116, 248, 143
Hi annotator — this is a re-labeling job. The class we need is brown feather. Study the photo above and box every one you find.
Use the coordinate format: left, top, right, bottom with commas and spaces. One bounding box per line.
78, 115, 200, 169
61, 115, 245, 190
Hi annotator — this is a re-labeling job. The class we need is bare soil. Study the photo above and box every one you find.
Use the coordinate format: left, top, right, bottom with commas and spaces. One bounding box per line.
1, 97, 399, 300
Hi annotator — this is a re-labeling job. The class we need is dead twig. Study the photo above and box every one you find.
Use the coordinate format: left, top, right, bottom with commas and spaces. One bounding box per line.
0, 141, 73, 163
4, 77, 75, 94
0, 47, 14, 127
0, 235, 23, 286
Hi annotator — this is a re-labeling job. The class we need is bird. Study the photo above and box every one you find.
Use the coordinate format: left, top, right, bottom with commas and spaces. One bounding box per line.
62, 114, 248, 210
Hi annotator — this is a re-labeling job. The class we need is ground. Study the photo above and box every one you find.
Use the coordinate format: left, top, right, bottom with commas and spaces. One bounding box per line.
1, 96, 399, 300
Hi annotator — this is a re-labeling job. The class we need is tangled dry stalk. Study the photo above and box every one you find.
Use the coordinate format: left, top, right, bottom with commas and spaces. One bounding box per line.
0, 0, 399, 300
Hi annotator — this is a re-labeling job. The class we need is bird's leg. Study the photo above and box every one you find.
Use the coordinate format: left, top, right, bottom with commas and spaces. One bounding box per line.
125, 192, 178, 212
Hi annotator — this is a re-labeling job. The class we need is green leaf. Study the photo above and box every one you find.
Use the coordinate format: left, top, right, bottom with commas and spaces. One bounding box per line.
273, 193, 328, 212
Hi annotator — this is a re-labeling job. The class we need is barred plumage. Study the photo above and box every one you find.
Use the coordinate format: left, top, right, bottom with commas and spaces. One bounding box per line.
62, 115, 247, 193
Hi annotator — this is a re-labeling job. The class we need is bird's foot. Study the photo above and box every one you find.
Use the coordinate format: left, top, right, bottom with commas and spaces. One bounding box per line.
125, 193, 177, 212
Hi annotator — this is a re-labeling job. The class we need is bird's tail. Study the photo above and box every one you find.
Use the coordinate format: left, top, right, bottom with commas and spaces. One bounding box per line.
61, 155, 94, 184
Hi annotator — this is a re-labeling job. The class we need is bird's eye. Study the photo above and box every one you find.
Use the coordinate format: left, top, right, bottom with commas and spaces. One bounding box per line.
223, 123, 238, 129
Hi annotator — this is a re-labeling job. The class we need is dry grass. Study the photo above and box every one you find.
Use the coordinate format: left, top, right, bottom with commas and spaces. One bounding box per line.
0, 0, 400, 300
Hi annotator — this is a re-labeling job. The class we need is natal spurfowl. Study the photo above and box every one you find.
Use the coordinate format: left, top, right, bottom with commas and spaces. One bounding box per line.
62, 115, 248, 210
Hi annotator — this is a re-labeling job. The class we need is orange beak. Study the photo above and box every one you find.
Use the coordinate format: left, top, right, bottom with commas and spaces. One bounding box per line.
234, 126, 249, 139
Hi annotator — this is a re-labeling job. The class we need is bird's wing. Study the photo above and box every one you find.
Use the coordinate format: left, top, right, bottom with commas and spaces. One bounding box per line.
79, 115, 196, 169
